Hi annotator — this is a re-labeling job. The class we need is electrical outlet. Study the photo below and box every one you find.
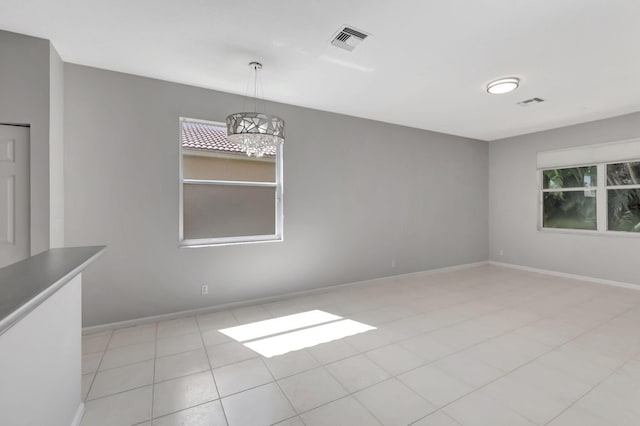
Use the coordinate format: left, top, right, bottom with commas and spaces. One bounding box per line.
201, 285, 209, 295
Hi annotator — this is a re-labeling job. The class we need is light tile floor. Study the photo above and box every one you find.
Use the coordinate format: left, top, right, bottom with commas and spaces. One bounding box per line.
81, 265, 640, 425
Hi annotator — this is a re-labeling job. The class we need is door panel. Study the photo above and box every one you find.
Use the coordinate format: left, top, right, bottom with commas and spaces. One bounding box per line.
0, 125, 29, 268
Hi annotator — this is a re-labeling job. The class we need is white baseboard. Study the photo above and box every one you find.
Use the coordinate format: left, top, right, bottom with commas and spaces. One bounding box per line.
83, 260, 488, 334
489, 261, 640, 291
71, 402, 84, 426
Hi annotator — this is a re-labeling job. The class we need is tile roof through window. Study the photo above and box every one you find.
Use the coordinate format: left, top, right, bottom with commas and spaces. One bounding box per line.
181, 120, 276, 158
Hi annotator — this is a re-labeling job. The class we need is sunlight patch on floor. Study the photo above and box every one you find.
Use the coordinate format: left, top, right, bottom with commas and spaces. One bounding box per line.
245, 319, 375, 357
219, 310, 341, 342
219, 310, 375, 358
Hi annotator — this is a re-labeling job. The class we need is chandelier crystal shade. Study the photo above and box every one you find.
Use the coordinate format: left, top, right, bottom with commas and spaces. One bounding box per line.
226, 112, 284, 158
226, 62, 285, 158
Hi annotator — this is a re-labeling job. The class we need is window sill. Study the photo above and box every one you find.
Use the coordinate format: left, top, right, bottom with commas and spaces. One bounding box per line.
538, 227, 640, 238
180, 235, 283, 248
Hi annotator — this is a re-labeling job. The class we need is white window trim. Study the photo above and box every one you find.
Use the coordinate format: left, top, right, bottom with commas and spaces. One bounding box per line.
538, 159, 640, 237
178, 117, 284, 248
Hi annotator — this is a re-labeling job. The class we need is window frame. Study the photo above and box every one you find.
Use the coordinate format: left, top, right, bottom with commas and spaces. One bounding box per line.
538, 160, 640, 237
605, 160, 640, 234
178, 117, 283, 248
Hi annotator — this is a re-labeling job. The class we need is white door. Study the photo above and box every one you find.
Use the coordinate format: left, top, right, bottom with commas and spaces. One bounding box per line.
0, 125, 30, 268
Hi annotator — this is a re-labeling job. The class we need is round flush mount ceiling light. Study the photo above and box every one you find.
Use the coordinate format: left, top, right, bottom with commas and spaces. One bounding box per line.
486, 77, 520, 94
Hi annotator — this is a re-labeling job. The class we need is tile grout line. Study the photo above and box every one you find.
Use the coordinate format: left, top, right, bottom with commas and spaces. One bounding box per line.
91, 329, 228, 375
84, 374, 223, 424
195, 315, 230, 426
302, 335, 386, 424
261, 355, 309, 426
146, 398, 222, 424
102, 345, 195, 372
83, 329, 115, 404
320, 357, 386, 425
149, 322, 158, 422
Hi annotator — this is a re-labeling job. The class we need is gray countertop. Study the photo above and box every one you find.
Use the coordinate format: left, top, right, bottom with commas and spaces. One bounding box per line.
0, 246, 105, 335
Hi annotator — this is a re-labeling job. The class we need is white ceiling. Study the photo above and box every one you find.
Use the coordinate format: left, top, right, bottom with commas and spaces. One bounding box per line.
1, 0, 639, 140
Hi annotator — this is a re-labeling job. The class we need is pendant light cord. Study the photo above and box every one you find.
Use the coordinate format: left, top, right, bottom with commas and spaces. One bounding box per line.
239, 62, 267, 114
254, 64, 259, 112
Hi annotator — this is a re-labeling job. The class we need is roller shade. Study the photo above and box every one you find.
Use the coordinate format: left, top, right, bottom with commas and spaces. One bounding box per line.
537, 138, 640, 169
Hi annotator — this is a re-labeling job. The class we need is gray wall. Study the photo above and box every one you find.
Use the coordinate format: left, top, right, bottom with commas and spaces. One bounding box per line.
64, 64, 489, 327
489, 112, 640, 285
49, 44, 65, 248
0, 30, 51, 255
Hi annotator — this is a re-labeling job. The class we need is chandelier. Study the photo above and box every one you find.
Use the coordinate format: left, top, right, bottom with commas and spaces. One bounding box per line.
226, 62, 285, 158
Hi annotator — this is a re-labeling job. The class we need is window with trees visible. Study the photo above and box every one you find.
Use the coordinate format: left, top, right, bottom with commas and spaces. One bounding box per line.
542, 165, 597, 230
540, 160, 640, 233
179, 118, 283, 246
607, 161, 640, 232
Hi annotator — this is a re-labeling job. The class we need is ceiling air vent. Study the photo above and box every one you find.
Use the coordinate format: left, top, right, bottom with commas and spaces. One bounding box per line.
517, 97, 545, 106
331, 26, 369, 51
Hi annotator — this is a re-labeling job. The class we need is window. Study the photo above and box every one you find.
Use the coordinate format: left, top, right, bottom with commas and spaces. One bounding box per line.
539, 160, 640, 234
541, 165, 597, 230
607, 161, 640, 232
179, 118, 283, 246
